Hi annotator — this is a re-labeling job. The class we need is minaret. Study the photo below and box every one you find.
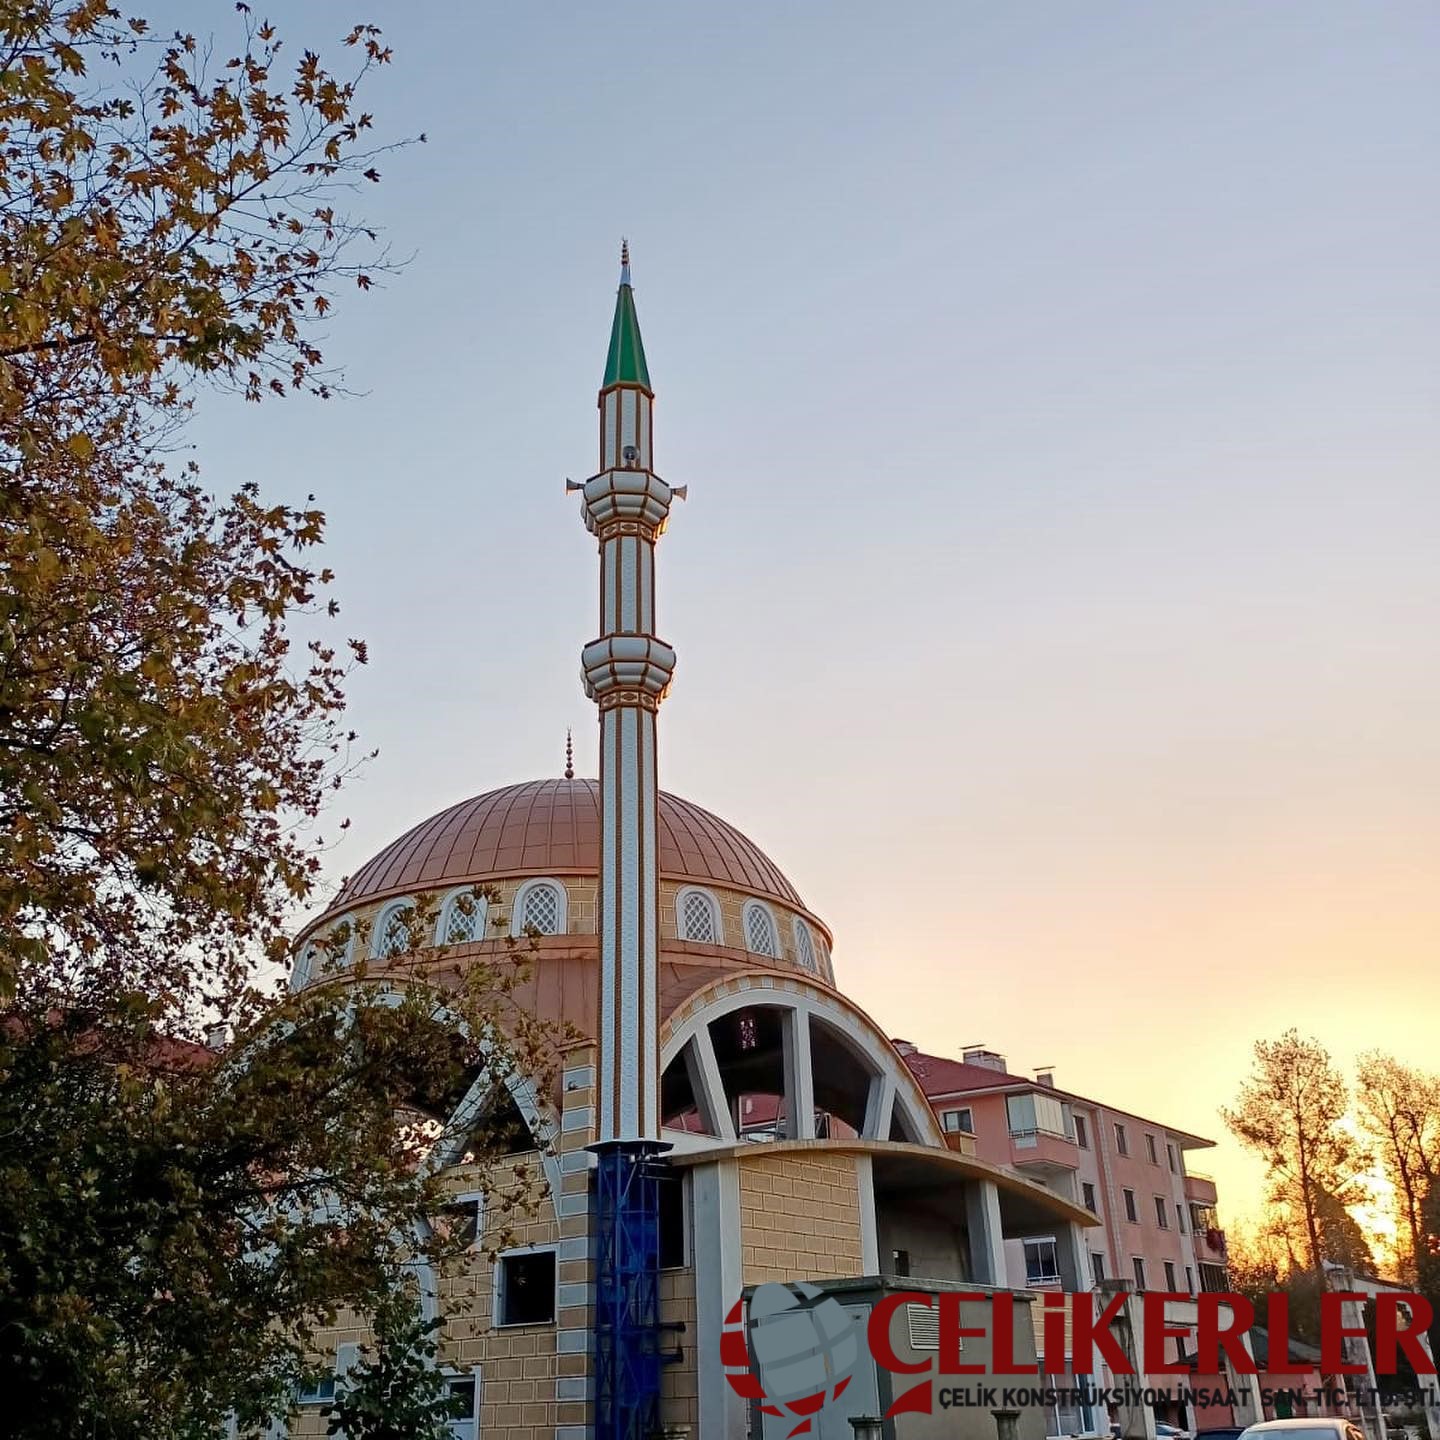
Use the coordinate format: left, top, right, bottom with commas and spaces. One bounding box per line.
578, 242, 678, 1144
575, 244, 680, 1440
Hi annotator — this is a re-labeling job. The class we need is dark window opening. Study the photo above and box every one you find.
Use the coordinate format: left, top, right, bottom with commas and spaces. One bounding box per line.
658, 1172, 686, 1269
497, 1249, 556, 1326
891, 1248, 911, 1278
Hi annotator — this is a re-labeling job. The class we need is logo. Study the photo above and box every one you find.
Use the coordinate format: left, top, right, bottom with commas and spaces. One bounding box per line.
721, 1281, 861, 1436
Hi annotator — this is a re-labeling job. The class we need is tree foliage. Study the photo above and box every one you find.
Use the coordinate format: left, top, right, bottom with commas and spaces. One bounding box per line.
1355, 1052, 1440, 1282
0, 6, 567, 1436
0, 0, 405, 1010
1222, 1029, 1369, 1275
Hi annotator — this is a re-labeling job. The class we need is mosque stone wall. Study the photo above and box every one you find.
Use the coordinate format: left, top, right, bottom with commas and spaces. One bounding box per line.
738, 1151, 864, 1283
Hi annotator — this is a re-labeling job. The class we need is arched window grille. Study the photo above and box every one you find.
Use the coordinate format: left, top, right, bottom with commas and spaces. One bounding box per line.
742, 900, 779, 959
374, 901, 416, 958
677, 887, 720, 944
290, 944, 317, 991
792, 918, 816, 971
438, 889, 486, 946
816, 936, 832, 981
513, 879, 565, 937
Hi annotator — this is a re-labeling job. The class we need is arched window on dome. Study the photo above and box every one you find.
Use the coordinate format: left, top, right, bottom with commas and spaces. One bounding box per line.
742, 900, 779, 959
512, 879, 566, 937
816, 935, 833, 983
792, 918, 816, 972
437, 888, 487, 946
676, 887, 721, 945
373, 899, 417, 959
290, 942, 317, 991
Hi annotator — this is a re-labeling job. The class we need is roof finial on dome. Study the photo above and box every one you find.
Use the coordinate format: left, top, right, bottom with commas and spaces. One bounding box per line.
619, 237, 631, 287
564, 728, 574, 780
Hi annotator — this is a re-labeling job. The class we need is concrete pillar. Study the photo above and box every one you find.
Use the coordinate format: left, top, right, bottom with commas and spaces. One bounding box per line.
966, 1179, 1007, 1286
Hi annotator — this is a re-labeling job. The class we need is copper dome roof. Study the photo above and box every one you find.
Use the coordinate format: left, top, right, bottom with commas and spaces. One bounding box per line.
326, 778, 810, 917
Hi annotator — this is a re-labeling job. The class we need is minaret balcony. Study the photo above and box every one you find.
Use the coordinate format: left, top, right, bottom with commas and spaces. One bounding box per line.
582, 635, 676, 706
580, 468, 676, 540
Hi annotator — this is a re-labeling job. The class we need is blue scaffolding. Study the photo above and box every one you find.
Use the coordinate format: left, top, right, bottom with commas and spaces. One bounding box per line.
592, 1140, 668, 1440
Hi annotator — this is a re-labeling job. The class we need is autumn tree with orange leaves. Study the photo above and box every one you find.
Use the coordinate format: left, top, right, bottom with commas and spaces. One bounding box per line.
0, 7, 560, 1435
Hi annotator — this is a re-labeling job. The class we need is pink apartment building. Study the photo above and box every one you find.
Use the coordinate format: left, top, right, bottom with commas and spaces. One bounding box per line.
897, 1043, 1229, 1302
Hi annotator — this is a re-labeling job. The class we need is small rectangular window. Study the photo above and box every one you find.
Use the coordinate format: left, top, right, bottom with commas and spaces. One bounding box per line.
1082, 1181, 1097, 1212
496, 1248, 556, 1326
1176, 1202, 1186, 1232
1164, 1261, 1177, 1291
441, 1196, 481, 1248
1154, 1196, 1169, 1228
294, 1375, 337, 1405
1074, 1115, 1089, 1149
1114, 1123, 1128, 1156
942, 1107, 974, 1134
1091, 1252, 1106, 1284
891, 1248, 912, 1277
1167, 1142, 1178, 1173
1185, 1266, 1195, 1295
447, 1375, 478, 1440
1023, 1237, 1061, 1285
1132, 1256, 1147, 1291
1145, 1133, 1158, 1164
1123, 1188, 1138, 1223
658, 1172, 686, 1269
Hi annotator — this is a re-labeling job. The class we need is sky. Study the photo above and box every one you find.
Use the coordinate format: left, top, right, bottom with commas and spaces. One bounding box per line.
189, 2, 1440, 1243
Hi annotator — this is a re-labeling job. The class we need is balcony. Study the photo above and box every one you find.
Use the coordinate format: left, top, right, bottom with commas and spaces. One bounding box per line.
1193, 1223, 1227, 1260
943, 1130, 977, 1156
1184, 1171, 1218, 1206
1008, 1127, 1080, 1178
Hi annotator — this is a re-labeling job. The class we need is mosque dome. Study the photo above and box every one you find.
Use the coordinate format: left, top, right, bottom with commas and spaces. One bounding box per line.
331, 778, 805, 913
304, 778, 833, 985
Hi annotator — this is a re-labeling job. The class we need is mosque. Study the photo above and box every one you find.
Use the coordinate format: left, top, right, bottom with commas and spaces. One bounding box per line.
288, 250, 1109, 1440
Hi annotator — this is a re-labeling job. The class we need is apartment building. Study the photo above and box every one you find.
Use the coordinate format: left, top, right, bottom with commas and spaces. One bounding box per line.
897, 1042, 1228, 1302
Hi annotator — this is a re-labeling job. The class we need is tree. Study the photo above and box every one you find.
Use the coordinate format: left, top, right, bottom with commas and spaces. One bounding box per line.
1222, 1030, 1370, 1275
0, 5, 566, 1435
1355, 1052, 1440, 1282
0, 0, 406, 1010
323, 1284, 467, 1440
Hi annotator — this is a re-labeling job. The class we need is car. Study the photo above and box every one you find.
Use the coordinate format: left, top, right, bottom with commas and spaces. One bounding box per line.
1238, 1421, 1368, 1440
1195, 1428, 1246, 1440
1156, 1425, 1194, 1440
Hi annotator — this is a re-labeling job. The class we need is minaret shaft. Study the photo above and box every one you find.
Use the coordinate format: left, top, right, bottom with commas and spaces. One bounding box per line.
582, 347, 674, 1144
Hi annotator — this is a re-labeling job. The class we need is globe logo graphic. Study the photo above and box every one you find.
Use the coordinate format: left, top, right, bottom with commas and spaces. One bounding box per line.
720, 1281, 860, 1436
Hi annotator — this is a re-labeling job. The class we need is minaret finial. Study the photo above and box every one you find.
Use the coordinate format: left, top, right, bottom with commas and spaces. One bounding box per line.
564, 728, 574, 780
619, 237, 631, 286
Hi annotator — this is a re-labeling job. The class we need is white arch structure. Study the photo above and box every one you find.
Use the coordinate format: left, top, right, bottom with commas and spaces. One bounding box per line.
658, 973, 943, 1151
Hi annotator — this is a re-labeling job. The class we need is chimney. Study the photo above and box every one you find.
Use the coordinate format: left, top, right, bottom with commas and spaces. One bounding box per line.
962, 1046, 1008, 1073
204, 1022, 229, 1052
1036, 1069, 1056, 1088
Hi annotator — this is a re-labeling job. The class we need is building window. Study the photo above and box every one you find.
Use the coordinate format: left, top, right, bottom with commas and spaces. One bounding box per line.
1114, 1123, 1128, 1156
1155, 1196, 1169, 1228
294, 1373, 336, 1405
1199, 1262, 1228, 1293
1123, 1188, 1138, 1223
1145, 1133, 1158, 1164
742, 900, 779, 958
1007, 1091, 1068, 1140
438, 888, 486, 945
891, 1248, 911, 1278
1167, 1142, 1178, 1173
1185, 1266, 1195, 1295
1074, 1115, 1089, 1149
792, 917, 817, 970
1091, 1252, 1106, 1284
513, 879, 565, 936
1176, 1202, 1186, 1233
495, 1247, 557, 1326
290, 943, 317, 991
447, 1374, 478, 1440
1164, 1261, 1178, 1292
677, 887, 721, 944
441, 1196, 482, 1248
1082, 1182, 1097, 1212
816, 936, 832, 982
373, 900, 416, 958
941, 1107, 974, 1134
658, 1171, 686, 1269
1132, 1257, 1147, 1291
1024, 1237, 1061, 1285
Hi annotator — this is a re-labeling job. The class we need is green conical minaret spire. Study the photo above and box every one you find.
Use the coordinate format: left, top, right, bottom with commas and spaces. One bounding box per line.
602, 240, 651, 390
